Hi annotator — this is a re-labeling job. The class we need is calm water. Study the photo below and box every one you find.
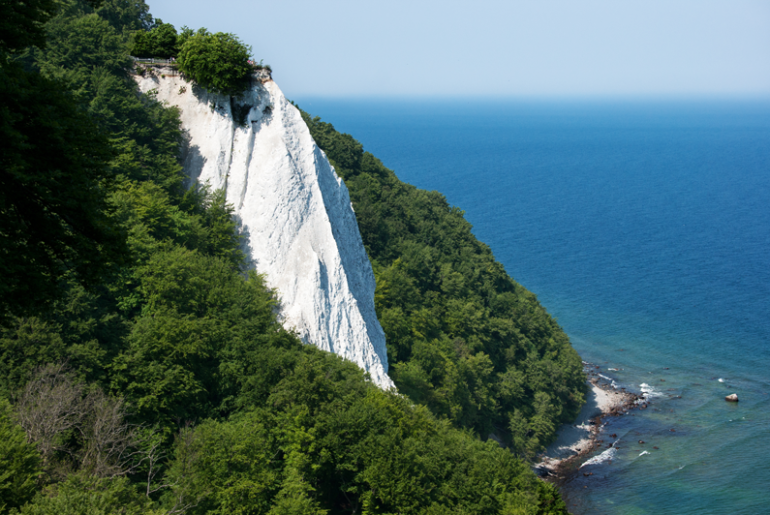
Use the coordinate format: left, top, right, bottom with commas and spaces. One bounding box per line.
297, 97, 770, 515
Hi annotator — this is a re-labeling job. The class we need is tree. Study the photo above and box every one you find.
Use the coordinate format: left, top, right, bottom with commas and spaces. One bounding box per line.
35, 11, 186, 193
0, 62, 125, 318
19, 475, 151, 515
0, 398, 41, 511
14, 365, 87, 467
14, 365, 138, 478
130, 19, 178, 58
176, 29, 252, 96
300, 110, 587, 451
0, 1, 128, 319
165, 414, 279, 515
0, 0, 56, 55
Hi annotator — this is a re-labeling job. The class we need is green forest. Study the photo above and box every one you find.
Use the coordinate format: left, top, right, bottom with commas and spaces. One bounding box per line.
0, 0, 583, 513
301, 114, 586, 455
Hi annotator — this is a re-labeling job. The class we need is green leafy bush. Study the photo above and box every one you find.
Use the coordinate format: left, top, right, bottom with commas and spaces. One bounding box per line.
0, 399, 41, 511
176, 29, 252, 96
20, 475, 151, 515
130, 19, 178, 58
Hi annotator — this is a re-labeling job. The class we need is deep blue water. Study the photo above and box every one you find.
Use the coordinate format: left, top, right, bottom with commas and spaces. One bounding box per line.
297, 97, 770, 515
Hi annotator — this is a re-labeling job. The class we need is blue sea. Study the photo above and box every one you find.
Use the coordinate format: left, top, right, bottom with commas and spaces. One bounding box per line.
296, 97, 770, 515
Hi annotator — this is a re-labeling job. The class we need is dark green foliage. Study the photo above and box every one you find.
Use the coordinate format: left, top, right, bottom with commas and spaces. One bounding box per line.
0, 1, 575, 512
0, 0, 129, 320
0, 62, 124, 318
130, 18, 178, 58
31, 6, 186, 192
163, 366, 568, 515
0, 286, 125, 398
165, 412, 280, 514
176, 29, 252, 96
20, 475, 150, 515
110, 248, 284, 427
94, 0, 152, 33
0, 0, 56, 54
0, 398, 41, 511
302, 112, 587, 455
0, 0, 189, 319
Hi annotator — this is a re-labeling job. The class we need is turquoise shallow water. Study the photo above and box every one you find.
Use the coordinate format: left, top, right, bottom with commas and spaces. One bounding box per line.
297, 97, 770, 514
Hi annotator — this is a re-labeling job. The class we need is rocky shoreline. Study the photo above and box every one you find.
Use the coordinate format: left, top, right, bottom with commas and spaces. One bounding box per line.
535, 364, 645, 486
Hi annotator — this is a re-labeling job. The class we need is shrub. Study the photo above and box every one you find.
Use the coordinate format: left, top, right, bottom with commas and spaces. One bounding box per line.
131, 19, 178, 58
20, 475, 151, 515
0, 398, 41, 511
176, 29, 252, 96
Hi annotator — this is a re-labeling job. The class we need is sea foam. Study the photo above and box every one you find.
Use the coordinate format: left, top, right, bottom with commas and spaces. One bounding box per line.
598, 374, 619, 389
580, 446, 617, 468
640, 383, 664, 398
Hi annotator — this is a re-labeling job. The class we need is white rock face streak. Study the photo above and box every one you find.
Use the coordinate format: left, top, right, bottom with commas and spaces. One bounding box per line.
135, 68, 394, 389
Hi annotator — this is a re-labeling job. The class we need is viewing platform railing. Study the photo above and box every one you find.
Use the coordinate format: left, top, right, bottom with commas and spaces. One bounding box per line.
131, 57, 176, 65
130, 57, 271, 81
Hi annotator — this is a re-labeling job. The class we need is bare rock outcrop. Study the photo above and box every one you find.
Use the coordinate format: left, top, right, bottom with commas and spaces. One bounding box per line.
135, 67, 394, 389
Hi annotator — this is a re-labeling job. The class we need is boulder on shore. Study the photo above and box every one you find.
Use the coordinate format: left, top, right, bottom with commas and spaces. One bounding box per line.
725, 394, 739, 402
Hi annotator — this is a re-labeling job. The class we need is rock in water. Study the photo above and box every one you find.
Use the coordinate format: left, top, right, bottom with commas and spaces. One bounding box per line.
725, 394, 739, 402
135, 67, 394, 389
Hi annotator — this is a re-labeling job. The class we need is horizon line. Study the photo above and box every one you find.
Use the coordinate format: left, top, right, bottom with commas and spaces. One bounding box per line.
289, 92, 770, 102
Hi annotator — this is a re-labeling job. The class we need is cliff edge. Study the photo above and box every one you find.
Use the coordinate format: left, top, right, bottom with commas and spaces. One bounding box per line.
134, 67, 394, 389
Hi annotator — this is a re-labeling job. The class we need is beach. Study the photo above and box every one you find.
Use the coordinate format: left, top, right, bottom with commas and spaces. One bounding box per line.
537, 366, 642, 478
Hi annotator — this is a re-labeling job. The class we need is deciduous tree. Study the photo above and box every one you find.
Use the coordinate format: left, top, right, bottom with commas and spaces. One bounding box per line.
176, 29, 252, 96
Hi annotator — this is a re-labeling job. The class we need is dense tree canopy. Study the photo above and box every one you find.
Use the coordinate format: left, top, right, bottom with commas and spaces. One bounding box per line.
302, 112, 586, 457
0, 399, 40, 511
0, 0, 581, 512
130, 18, 177, 58
0, 0, 56, 54
128, 20, 260, 97
0, 62, 124, 318
0, 0, 128, 318
176, 29, 253, 96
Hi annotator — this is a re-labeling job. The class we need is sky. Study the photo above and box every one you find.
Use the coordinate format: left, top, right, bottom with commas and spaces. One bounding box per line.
146, 0, 770, 99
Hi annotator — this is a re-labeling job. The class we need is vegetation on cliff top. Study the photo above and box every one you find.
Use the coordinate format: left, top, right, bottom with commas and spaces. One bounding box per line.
175, 28, 253, 96
130, 18, 178, 59
0, 0, 573, 513
130, 20, 262, 96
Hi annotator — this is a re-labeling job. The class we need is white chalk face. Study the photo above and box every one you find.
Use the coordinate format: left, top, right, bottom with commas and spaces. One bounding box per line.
135, 70, 394, 390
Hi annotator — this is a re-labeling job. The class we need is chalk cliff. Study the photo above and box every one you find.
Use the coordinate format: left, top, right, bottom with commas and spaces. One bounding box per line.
134, 67, 394, 389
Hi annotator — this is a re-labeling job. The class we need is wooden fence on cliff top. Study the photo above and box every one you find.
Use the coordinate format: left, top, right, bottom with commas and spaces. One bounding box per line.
131, 57, 177, 65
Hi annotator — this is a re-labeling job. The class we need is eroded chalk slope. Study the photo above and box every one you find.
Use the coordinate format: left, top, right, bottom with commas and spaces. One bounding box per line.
136, 69, 393, 389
